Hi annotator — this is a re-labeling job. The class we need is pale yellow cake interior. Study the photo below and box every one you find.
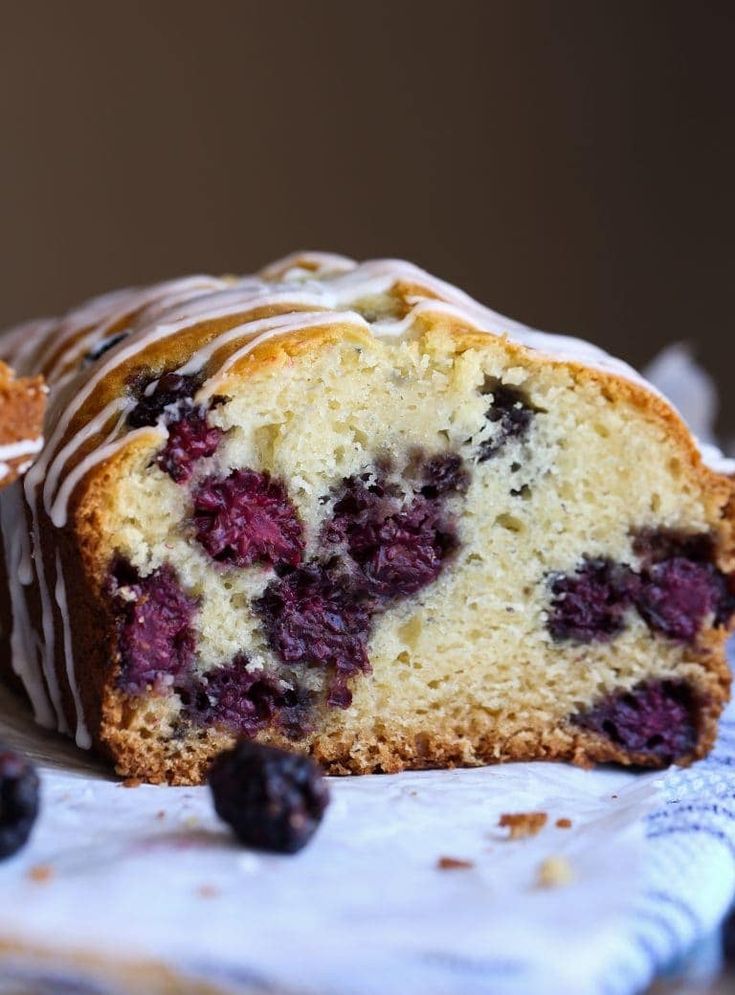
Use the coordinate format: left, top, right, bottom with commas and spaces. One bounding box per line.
101, 310, 721, 772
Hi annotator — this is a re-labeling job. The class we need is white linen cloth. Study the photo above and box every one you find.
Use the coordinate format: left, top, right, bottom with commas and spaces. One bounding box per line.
0, 659, 733, 995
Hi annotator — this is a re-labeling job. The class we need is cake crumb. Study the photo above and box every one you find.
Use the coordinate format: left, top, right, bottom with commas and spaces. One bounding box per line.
197, 884, 219, 899
555, 817, 572, 829
437, 856, 474, 870
156, 810, 166, 820
121, 777, 142, 788
499, 812, 548, 839
27, 864, 54, 884
537, 856, 574, 889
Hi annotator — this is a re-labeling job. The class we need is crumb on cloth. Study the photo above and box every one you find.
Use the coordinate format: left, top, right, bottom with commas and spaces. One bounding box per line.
437, 856, 474, 870
537, 856, 574, 889
121, 777, 142, 788
555, 817, 572, 829
27, 864, 54, 884
499, 812, 548, 839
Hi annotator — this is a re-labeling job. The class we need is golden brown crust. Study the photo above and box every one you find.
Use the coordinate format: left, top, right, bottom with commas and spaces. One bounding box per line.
498, 812, 549, 839
95, 655, 726, 786
0, 360, 45, 487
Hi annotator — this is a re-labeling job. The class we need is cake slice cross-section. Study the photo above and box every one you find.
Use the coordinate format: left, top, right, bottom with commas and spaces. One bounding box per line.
0, 253, 733, 783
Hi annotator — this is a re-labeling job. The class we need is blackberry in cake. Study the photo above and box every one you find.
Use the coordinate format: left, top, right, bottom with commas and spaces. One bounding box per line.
0, 253, 733, 783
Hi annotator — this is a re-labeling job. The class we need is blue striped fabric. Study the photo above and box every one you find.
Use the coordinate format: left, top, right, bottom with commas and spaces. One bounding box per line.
601, 647, 735, 994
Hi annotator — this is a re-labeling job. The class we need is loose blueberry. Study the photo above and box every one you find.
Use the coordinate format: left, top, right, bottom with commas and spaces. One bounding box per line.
181, 656, 309, 738
255, 564, 373, 708
208, 741, 329, 853
194, 469, 304, 569
548, 558, 639, 642
572, 679, 698, 762
0, 746, 40, 859
110, 561, 198, 693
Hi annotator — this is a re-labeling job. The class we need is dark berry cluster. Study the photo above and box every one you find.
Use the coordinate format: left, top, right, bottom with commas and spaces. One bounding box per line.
256, 453, 467, 707
636, 558, 726, 642
0, 746, 40, 859
572, 679, 697, 762
208, 741, 329, 853
194, 469, 304, 569
180, 656, 309, 738
128, 372, 223, 483
548, 530, 735, 644
330, 454, 466, 592
159, 411, 223, 484
328, 473, 459, 598
634, 528, 735, 633
127, 372, 202, 428
111, 561, 198, 693
114, 450, 469, 723
478, 383, 536, 461
548, 558, 639, 642
255, 565, 373, 708
419, 453, 470, 499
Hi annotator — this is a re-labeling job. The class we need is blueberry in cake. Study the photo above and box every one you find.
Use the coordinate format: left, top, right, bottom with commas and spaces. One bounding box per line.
0, 252, 733, 783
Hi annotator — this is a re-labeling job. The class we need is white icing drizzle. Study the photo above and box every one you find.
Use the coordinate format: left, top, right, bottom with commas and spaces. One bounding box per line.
0, 317, 57, 371
25, 494, 69, 734
54, 549, 92, 749
1, 252, 731, 748
49, 425, 165, 530
0, 484, 55, 727
44, 398, 129, 522
0, 437, 44, 462
194, 310, 371, 399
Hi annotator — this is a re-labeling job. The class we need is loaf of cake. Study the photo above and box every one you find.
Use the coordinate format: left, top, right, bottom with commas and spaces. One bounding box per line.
1, 253, 733, 783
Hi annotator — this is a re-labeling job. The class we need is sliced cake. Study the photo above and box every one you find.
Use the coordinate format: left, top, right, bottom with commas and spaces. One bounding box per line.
0, 253, 732, 783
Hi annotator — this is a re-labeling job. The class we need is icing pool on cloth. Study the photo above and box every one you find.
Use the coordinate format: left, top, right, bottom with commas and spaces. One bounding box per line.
0, 658, 734, 995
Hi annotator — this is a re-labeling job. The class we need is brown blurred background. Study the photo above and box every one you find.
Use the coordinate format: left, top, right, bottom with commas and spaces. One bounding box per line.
1, 1, 733, 432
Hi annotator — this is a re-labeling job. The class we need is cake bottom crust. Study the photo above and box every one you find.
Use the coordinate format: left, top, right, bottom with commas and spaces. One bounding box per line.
100, 685, 725, 786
